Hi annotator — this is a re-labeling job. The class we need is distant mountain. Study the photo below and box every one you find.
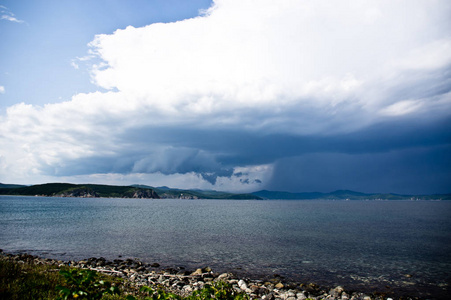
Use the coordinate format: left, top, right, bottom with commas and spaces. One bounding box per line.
0, 183, 28, 189
0, 183, 159, 199
132, 184, 261, 200
1, 183, 447, 200
252, 189, 451, 200
0, 183, 262, 200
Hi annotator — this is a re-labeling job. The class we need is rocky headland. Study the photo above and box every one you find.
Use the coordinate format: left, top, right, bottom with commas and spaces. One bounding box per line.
1, 251, 415, 300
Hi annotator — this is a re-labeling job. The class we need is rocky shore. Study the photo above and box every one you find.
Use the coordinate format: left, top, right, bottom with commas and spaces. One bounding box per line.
0, 251, 416, 300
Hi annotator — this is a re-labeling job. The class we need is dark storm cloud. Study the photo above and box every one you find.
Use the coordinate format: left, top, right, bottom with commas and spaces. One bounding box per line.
267, 145, 451, 194
2, 0, 450, 192
46, 112, 450, 194
116, 114, 451, 164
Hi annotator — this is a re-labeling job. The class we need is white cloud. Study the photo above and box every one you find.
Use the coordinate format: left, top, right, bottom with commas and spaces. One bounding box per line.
1, 15, 22, 23
380, 99, 424, 116
70, 61, 79, 69
393, 39, 451, 71
0, 85, 5, 94
0, 6, 24, 23
87, 0, 451, 130
1, 0, 450, 188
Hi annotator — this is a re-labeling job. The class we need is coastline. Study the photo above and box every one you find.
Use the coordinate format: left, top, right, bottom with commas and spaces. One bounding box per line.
1, 251, 432, 300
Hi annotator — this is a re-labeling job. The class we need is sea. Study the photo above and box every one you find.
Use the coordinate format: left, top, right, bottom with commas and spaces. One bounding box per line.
1, 196, 450, 299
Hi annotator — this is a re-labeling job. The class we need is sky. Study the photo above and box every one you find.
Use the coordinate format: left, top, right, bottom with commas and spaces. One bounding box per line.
0, 0, 450, 194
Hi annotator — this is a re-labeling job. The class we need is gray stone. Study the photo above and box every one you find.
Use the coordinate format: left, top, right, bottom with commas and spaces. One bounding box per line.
217, 273, 229, 280
191, 268, 203, 275
296, 292, 307, 300
238, 279, 248, 290
275, 282, 284, 289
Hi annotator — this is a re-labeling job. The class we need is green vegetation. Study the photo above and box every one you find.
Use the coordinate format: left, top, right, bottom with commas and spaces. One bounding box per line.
0, 183, 27, 189
0, 183, 159, 199
0, 183, 262, 200
132, 185, 261, 200
0, 258, 249, 300
0, 257, 66, 299
3, 182, 448, 200
56, 269, 120, 299
126, 280, 249, 300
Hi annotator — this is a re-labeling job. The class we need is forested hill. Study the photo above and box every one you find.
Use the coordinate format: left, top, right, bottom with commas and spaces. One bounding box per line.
0, 183, 262, 200
1, 183, 448, 200
132, 185, 261, 199
0, 183, 159, 199
252, 189, 451, 200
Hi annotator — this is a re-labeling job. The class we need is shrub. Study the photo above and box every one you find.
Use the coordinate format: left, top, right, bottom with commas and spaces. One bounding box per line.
56, 269, 120, 299
129, 281, 249, 300
0, 258, 62, 300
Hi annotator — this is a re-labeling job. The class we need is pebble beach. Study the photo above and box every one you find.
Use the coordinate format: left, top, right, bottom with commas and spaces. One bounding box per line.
1, 251, 422, 300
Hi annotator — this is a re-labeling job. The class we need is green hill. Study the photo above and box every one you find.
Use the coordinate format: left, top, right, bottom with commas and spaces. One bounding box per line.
132, 184, 261, 200
1, 183, 447, 200
0, 183, 159, 199
0, 183, 262, 200
0, 183, 28, 189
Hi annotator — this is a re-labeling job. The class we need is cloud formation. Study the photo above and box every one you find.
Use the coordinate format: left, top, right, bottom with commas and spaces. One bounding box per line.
0, 6, 24, 23
0, 0, 450, 193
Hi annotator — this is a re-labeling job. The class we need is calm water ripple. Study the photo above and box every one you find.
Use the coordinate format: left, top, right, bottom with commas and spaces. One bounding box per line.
1, 196, 450, 298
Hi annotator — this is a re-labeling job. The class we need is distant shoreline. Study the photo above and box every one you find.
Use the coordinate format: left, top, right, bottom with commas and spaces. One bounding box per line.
1, 182, 449, 200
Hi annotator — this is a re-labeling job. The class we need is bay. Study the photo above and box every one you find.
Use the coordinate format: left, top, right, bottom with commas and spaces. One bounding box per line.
1, 196, 450, 298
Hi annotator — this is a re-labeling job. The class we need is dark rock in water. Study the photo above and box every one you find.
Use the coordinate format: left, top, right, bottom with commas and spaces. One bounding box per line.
164, 268, 178, 274
177, 270, 189, 276
96, 260, 106, 267
151, 263, 160, 268
303, 283, 323, 296
203, 266, 212, 272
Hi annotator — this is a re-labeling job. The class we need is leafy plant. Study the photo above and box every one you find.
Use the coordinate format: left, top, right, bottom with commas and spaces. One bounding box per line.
0, 258, 63, 300
56, 269, 120, 299
187, 281, 249, 300
127, 281, 249, 300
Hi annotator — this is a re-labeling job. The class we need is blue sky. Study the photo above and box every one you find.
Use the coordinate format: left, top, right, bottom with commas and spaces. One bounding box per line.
0, 0, 212, 109
1, 0, 450, 194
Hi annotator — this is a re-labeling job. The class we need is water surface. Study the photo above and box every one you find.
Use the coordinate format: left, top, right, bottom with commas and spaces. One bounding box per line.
1, 196, 450, 298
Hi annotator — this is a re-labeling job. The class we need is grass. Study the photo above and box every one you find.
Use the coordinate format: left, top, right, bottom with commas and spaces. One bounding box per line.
0, 257, 129, 300
0, 257, 64, 299
0, 256, 249, 300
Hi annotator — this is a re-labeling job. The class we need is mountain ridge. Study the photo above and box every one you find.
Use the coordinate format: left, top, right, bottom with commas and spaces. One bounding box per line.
0, 183, 160, 199
0, 183, 261, 200
0, 183, 449, 200
252, 189, 451, 200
